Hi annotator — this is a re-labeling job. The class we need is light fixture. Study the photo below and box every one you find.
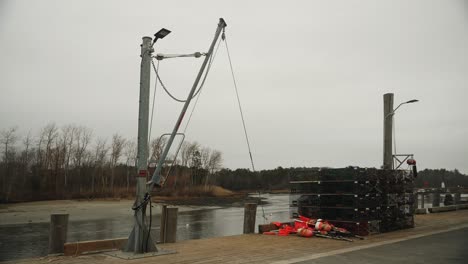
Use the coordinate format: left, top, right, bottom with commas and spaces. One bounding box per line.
154, 28, 171, 40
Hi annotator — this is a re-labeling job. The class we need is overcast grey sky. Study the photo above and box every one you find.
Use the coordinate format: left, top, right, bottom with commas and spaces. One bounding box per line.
1, 0, 467, 173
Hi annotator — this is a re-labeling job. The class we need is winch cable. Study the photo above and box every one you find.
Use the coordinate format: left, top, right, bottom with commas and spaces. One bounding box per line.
148, 60, 160, 146
161, 37, 222, 184
151, 47, 216, 103
183, 37, 222, 133
147, 38, 220, 184
144, 38, 221, 250
145, 60, 160, 252
223, 32, 266, 222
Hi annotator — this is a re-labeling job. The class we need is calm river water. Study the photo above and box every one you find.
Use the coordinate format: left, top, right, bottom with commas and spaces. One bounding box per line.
0, 194, 290, 261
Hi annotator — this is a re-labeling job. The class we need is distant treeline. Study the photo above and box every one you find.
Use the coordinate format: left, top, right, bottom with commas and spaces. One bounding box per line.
414, 168, 468, 188
0, 124, 222, 202
214, 167, 468, 191
1, 125, 467, 202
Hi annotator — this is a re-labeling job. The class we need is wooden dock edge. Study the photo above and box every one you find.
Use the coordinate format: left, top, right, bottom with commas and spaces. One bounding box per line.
64, 238, 127, 256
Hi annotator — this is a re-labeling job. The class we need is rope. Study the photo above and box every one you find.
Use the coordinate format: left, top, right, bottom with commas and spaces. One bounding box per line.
223, 33, 266, 222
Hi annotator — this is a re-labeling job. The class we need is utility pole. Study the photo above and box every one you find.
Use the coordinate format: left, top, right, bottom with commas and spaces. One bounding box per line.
124, 18, 227, 255
124, 36, 156, 253
383, 93, 394, 169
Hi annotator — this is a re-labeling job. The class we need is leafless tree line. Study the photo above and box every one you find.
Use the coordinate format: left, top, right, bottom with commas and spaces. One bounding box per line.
0, 124, 222, 202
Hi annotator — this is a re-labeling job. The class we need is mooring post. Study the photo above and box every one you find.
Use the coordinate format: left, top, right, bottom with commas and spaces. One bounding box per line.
454, 192, 461, 205
162, 207, 178, 243
243, 203, 257, 234
420, 193, 425, 209
160, 205, 167, 243
383, 93, 394, 170
48, 213, 69, 254
414, 193, 419, 209
432, 190, 440, 207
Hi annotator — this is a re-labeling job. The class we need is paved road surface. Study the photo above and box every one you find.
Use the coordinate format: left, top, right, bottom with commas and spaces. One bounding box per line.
296, 227, 468, 264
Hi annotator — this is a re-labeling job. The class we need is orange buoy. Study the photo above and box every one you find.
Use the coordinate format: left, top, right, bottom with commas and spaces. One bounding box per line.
297, 228, 314, 237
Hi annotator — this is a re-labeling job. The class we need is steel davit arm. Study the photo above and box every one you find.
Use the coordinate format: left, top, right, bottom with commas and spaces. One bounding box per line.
147, 18, 227, 192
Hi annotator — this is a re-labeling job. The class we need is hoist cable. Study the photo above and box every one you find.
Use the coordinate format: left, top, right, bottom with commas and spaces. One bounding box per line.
183, 37, 222, 133
151, 61, 185, 102
151, 48, 215, 103
223, 34, 266, 222
224, 36, 255, 172
148, 60, 160, 147
157, 37, 222, 185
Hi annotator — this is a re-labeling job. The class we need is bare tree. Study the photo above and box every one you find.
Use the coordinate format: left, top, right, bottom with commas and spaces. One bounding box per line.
123, 139, 137, 191
208, 150, 223, 175
187, 142, 201, 168
73, 126, 92, 188
149, 136, 167, 163
0, 127, 18, 194
73, 126, 92, 168
61, 125, 76, 187
181, 141, 200, 168
93, 138, 108, 193
20, 131, 33, 186
180, 141, 190, 167
200, 147, 211, 170
42, 123, 58, 169
207, 150, 222, 174
110, 134, 125, 194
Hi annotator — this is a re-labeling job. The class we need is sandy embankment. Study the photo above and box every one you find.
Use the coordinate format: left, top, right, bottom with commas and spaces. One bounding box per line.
0, 199, 210, 225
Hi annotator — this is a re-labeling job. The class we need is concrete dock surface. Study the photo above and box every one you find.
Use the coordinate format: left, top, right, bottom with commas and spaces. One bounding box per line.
3, 210, 468, 264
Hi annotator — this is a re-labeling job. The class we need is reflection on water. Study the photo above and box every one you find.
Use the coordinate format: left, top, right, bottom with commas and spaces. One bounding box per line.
0, 194, 290, 261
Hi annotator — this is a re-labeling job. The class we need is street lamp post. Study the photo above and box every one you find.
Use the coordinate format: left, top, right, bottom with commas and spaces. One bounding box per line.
124, 28, 171, 254
383, 93, 418, 169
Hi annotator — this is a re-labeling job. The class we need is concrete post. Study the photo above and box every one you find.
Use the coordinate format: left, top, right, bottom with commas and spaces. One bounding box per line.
432, 191, 440, 207
420, 193, 425, 209
243, 203, 257, 234
383, 93, 394, 169
124, 36, 156, 253
48, 214, 69, 254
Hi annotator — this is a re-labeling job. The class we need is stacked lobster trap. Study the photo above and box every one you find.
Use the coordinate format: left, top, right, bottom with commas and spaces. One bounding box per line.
289, 167, 415, 236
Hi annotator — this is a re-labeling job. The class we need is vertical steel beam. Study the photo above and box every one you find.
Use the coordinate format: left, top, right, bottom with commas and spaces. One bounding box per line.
125, 36, 156, 253
383, 93, 394, 169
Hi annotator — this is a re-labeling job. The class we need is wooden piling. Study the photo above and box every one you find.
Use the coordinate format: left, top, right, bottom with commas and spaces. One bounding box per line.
161, 207, 178, 243
243, 203, 257, 234
432, 191, 440, 207
454, 192, 461, 205
414, 193, 419, 209
160, 205, 167, 243
48, 213, 69, 254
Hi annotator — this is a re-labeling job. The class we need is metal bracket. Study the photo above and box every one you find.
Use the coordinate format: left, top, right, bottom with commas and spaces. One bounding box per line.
392, 154, 413, 170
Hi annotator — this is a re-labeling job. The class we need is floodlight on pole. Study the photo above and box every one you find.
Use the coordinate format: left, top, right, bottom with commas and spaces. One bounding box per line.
152, 28, 171, 46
